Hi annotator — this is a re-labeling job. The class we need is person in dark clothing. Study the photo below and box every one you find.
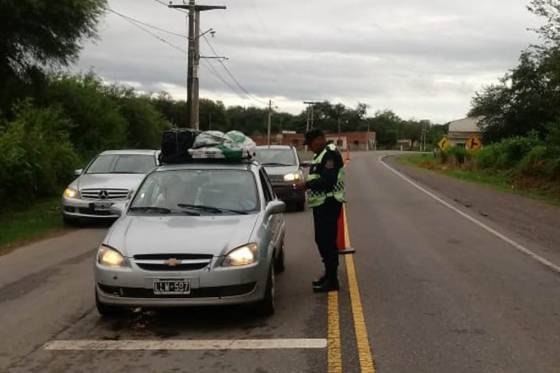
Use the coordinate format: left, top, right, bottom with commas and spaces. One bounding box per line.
295, 129, 345, 292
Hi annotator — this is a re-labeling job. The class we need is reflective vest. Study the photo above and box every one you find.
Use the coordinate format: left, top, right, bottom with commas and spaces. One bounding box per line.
307, 144, 346, 208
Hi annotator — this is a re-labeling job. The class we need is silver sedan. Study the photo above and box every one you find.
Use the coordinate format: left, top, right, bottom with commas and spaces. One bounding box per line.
62, 150, 159, 223
94, 161, 286, 316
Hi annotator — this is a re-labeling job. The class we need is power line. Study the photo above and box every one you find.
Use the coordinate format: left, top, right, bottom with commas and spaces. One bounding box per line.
152, 0, 186, 13
108, 8, 187, 54
202, 35, 268, 105
108, 8, 186, 39
109, 7, 264, 106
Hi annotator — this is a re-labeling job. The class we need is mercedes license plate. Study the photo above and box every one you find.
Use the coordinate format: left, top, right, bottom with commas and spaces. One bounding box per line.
153, 279, 191, 295
91, 202, 113, 211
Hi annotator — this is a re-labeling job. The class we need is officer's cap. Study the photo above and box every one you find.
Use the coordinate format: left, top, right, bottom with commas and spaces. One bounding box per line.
303, 128, 325, 145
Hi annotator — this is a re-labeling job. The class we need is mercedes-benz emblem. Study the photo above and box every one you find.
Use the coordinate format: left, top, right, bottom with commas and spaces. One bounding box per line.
98, 190, 109, 199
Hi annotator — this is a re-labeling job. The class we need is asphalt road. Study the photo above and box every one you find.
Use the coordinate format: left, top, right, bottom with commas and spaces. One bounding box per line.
1, 151, 559, 372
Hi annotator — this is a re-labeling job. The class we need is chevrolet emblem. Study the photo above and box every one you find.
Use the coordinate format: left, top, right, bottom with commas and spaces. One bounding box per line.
164, 258, 181, 267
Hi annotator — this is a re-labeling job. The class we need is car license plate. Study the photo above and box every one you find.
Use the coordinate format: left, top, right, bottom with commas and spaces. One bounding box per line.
153, 279, 191, 295
91, 202, 113, 211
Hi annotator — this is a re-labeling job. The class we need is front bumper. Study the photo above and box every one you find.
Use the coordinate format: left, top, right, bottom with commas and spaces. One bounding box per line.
271, 184, 305, 203
61, 196, 125, 219
95, 258, 268, 307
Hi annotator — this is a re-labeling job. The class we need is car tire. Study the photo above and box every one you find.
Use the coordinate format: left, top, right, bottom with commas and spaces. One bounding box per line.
274, 245, 285, 274
255, 266, 275, 317
95, 290, 123, 318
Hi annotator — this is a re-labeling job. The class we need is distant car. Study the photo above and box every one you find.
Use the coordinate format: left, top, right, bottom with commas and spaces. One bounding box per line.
94, 161, 286, 316
255, 145, 306, 211
62, 150, 159, 224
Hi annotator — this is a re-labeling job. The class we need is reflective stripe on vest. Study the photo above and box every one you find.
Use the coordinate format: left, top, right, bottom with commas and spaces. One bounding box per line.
307, 144, 346, 208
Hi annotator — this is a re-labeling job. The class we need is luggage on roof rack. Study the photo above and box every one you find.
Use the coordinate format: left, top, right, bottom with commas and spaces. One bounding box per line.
159, 129, 256, 164
159, 129, 199, 164
189, 130, 256, 161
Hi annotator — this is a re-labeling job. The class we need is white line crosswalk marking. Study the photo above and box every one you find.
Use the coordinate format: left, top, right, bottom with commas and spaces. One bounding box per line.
44, 339, 328, 351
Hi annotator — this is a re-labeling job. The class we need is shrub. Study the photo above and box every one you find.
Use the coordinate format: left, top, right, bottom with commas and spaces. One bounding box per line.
448, 146, 468, 164
475, 135, 542, 170
475, 146, 499, 169
44, 74, 128, 156
0, 101, 78, 207
517, 145, 548, 177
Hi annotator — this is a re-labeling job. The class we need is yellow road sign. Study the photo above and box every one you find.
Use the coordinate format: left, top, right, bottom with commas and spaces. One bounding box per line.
438, 137, 450, 151
466, 136, 482, 151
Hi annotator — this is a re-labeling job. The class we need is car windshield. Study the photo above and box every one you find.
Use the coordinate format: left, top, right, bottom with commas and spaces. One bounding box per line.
130, 169, 259, 215
255, 148, 297, 166
86, 154, 156, 174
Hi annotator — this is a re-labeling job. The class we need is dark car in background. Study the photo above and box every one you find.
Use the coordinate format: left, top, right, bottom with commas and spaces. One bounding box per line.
255, 145, 306, 211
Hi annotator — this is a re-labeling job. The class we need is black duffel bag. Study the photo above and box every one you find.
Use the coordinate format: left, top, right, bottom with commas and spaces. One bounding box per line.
159, 129, 199, 164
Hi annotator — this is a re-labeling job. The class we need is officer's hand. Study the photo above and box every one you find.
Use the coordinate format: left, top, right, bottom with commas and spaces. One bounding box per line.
294, 181, 307, 191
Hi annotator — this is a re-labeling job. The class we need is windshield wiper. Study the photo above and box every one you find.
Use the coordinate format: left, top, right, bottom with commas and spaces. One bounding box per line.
261, 162, 293, 166
177, 204, 248, 215
129, 206, 172, 214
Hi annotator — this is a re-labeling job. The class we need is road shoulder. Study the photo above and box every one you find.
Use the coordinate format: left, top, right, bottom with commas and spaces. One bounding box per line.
384, 155, 560, 259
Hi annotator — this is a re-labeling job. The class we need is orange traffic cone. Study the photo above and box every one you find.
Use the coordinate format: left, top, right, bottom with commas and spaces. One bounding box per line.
337, 206, 355, 255
344, 149, 351, 163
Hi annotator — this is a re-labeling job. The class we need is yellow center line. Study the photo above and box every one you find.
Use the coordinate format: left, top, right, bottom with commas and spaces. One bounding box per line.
328, 291, 343, 373
343, 205, 376, 373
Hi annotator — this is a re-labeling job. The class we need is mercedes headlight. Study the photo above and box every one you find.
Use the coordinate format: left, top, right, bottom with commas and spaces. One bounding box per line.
64, 187, 79, 199
283, 172, 301, 182
223, 243, 259, 267
97, 245, 127, 268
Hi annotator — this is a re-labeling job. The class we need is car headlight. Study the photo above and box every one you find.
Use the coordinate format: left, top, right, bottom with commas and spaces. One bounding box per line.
64, 187, 79, 199
97, 245, 127, 268
283, 172, 301, 182
223, 243, 259, 267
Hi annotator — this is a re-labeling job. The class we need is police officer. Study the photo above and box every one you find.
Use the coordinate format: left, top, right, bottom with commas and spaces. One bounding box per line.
295, 129, 345, 292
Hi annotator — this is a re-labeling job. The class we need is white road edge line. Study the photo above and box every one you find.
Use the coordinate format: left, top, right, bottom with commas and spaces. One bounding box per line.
380, 156, 560, 274
44, 339, 328, 351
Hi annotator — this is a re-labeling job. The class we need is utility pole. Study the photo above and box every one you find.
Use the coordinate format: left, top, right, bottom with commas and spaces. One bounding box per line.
267, 100, 272, 147
169, 1, 226, 130
304, 101, 321, 131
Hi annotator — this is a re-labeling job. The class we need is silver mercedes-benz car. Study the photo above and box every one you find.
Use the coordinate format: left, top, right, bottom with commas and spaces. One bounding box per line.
62, 150, 159, 223
94, 161, 286, 316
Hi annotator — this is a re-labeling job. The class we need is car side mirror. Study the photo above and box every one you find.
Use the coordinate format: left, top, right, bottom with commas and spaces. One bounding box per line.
74, 169, 83, 176
266, 200, 286, 215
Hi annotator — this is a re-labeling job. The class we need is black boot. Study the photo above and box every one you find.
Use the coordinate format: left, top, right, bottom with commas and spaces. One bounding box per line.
313, 277, 339, 293
314, 266, 339, 293
312, 274, 326, 287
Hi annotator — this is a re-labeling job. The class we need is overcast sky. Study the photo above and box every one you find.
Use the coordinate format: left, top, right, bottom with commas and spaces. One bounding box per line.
74, 0, 541, 123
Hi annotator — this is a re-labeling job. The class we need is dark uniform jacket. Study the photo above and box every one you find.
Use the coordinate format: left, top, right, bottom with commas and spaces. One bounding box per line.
305, 145, 344, 193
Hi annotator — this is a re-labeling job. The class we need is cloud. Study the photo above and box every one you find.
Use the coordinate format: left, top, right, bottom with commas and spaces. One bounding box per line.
73, 0, 541, 122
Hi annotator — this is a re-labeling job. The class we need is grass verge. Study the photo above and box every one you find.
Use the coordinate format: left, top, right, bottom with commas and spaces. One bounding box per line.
0, 198, 67, 255
396, 153, 560, 206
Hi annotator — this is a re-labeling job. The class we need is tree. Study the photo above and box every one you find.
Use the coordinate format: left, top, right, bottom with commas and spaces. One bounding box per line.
469, 0, 560, 143
0, 0, 106, 77
0, 0, 107, 116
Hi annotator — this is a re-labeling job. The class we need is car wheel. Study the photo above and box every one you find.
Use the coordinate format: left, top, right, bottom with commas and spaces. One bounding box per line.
95, 290, 123, 318
274, 245, 285, 274
255, 266, 275, 317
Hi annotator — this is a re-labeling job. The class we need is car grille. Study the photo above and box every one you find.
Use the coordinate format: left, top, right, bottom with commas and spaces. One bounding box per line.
80, 188, 130, 201
98, 283, 257, 299
133, 254, 213, 272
